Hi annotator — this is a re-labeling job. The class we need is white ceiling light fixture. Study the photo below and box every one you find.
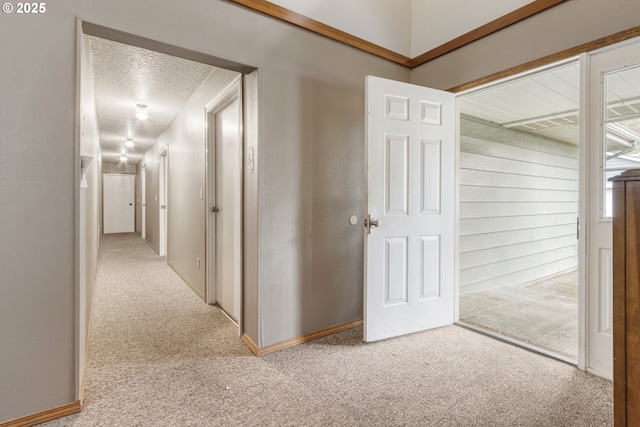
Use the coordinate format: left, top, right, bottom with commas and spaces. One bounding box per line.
120, 154, 128, 162
135, 103, 149, 120
124, 137, 135, 149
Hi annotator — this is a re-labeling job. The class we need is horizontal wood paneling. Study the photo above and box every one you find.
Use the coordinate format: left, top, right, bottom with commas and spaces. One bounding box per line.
460, 152, 576, 180
461, 246, 577, 283
460, 116, 578, 293
461, 136, 578, 169
461, 118, 580, 156
462, 255, 578, 292
461, 235, 576, 269
460, 201, 578, 218
460, 169, 578, 191
460, 186, 578, 203
461, 213, 576, 235
462, 224, 575, 252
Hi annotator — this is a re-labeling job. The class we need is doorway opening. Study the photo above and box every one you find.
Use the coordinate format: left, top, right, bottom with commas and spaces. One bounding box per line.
456, 60, 581, 363
586, 38, 640, 378
77, 21, 259, 392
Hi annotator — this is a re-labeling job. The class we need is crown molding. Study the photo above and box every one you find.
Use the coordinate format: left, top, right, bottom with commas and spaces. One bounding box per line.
227, 0, 412, 67
447, 25, 640, 93
227, 0, 566, 68
410, 0, 566, 67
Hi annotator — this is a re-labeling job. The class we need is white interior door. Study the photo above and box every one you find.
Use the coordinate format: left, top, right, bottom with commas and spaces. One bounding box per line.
206, 78, 243, 326
103, 173, 135, 234
364, 75, 456, 342
586, 37, 640, 379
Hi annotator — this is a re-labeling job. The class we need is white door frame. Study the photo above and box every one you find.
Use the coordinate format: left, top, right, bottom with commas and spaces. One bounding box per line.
583, 37, 640, 379
205, 76, 244, 333
455, 57, 587, 370
159, 146, 168, 257
141, 164, 146, 239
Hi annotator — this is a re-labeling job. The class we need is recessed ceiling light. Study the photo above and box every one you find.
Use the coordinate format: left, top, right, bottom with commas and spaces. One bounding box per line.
135, 104, 149, 120
120, 154, 128, 162
124, 138, 135, 149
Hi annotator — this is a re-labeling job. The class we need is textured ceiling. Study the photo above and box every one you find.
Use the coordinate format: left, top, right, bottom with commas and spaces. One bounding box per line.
89, 36, 215, 164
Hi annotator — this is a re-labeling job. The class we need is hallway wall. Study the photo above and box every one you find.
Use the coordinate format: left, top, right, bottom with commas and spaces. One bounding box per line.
1, 5, 79, 421
152, 68, 241, 299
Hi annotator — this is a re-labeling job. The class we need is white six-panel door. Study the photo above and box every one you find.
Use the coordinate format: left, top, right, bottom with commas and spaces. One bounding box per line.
364, 76, 456, 342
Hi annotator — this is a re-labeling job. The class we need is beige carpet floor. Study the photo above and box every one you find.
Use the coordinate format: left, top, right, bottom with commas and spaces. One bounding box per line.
43, 233, 612, 426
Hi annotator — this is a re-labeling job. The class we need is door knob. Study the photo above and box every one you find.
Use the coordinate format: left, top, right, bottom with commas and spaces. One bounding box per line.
210, 206, 219, 213
363, 215, 380, 234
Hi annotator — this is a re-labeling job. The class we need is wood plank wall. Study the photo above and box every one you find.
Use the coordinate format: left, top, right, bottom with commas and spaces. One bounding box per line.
459, 116, 578, 294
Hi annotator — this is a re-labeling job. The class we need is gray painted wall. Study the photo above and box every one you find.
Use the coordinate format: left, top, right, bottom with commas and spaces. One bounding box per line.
103, 162, 136, 174
1, 5, 78, 421
1, 0, 638, 422
459, 116, 578, 294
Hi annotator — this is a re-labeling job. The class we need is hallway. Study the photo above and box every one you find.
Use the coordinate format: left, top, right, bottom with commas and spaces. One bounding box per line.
43, 234, 612, 426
